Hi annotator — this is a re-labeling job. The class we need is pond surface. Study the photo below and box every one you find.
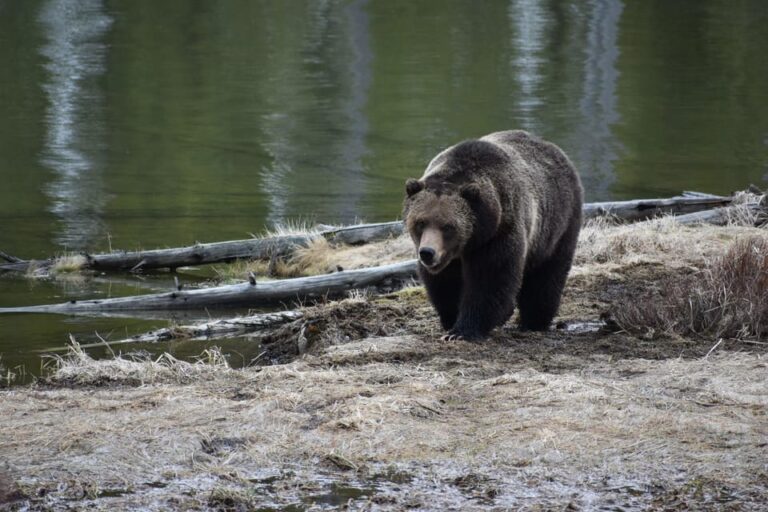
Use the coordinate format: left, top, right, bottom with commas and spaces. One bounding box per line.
1, 0, 767, 382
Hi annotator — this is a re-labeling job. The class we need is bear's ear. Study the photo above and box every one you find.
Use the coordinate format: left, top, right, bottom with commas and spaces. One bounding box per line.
405, 179, 424, 197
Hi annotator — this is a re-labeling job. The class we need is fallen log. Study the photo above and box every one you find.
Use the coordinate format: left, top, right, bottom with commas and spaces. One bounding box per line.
45, 310, 305, 350
0, 193, 733, 274
0, 260, 419, 315
582, 195, 731, 222
680, 191, 725, 199
674, 203, 765, 226
0, 222, 405, 274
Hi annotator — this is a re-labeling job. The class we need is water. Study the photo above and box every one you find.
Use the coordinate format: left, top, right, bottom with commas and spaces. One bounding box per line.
1, 0, 767, 382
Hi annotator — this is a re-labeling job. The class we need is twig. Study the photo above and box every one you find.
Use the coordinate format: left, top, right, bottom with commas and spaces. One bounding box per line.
739, 339, 768, 346
130, 259, 148, 273
0, 250, 23, 263
703, 338, 724, 359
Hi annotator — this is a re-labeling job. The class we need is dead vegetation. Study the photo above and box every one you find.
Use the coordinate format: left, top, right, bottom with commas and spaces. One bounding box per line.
45, 340, 235, 387
212, 234, 414, 281
2, 217, 768, 510
615, 235, 768, 340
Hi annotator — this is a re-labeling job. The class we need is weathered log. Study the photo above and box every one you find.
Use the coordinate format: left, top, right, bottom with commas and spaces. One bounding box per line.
0, 260, 419, 315
324, 221, 404, 245
49, 310, 305, 350
0, 222, 404, 274
674, 203, 765, 226
582, 195, 731, 222
0, 193, 735, 274
680, 191, 724, 199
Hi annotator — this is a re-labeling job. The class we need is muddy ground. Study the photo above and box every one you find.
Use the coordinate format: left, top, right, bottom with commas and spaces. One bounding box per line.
1, 220, 768, 510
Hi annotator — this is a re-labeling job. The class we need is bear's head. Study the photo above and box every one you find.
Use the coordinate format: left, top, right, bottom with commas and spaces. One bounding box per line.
403, 178, 501, 273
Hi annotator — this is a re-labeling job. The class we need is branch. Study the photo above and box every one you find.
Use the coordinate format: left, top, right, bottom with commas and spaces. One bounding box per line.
51, 310, 305, 349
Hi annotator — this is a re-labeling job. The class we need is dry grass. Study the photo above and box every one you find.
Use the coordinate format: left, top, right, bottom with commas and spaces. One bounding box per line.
44, 339, 235, 386
24, 253, 89, 278
4, 218, 768, 509
575, 215, 762, 267
289, 235, 413, 275
213, 233, 415, 281
615, 235, 768, 340
261, 219, 328, 237
2, 336, 766, 510
51, 254, 89, 273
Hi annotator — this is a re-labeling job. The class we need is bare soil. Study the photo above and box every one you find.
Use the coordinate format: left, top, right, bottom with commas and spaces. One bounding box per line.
1, 222, 767, 511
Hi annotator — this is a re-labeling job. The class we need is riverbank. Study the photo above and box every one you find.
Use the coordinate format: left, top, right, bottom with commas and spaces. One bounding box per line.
2, 218, 767, 510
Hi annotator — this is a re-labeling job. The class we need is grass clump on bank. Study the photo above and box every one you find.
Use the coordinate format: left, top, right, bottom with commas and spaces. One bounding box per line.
614, 235, 768, 340
51, 254, 89, 273
213, 234, 414, 282
46, 339, 234, 386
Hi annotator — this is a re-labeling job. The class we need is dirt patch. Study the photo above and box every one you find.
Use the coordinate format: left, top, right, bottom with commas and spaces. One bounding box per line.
2, 223, 768, 510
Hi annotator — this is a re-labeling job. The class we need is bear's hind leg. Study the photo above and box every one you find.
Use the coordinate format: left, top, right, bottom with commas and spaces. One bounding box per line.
517, 229, 579, 331
420, 259, 463, 330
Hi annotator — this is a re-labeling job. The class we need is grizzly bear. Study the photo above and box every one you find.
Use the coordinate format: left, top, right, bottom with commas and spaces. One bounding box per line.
403, 130, 583, 340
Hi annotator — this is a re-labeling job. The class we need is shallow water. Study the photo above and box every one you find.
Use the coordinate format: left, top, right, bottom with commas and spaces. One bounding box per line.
1, 0, 768, 382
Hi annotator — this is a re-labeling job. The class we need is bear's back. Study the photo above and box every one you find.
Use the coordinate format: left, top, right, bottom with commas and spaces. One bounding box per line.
423, 138, 510, 184
424, 130, 575, 183
481, 131, 575, 181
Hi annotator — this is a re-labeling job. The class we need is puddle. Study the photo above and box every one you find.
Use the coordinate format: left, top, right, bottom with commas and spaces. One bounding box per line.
96, 488, 132, 498
556, 320, 605, 333
301, 483, 378, 508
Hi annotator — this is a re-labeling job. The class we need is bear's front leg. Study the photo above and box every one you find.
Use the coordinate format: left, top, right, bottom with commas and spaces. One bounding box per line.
449, 243, 523, 340
419, 259, 463, 330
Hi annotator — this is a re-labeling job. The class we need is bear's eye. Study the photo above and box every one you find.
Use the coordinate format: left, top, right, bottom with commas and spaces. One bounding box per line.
415, 220, 426, 232
442, 224, 456, 235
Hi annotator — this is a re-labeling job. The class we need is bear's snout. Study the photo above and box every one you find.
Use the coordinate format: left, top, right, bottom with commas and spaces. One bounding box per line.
418, 247, 436, 266
417, 227, 447, 271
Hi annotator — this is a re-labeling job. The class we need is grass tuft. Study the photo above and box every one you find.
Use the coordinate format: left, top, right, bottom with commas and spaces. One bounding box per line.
262, 219, 327, 238
212, 234, 415, 282
44, 338, 233, 386
614, 235, 768, 340
51, 254, 88, 273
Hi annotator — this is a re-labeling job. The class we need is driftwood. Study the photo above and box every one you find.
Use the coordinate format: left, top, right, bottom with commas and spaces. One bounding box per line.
680, 191, 725, 199
0, 260, 418, 316
674, 203, 765, 226
582, 195, 731, 222
0, 222, 405, 274
0, 193, 734, 275
49, 310, 305, 350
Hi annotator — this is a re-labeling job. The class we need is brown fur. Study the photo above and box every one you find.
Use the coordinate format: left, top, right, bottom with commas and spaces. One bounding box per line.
403, 130, 583, 340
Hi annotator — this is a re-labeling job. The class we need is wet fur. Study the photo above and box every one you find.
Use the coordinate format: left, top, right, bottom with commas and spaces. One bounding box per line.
403, 130, 583, 340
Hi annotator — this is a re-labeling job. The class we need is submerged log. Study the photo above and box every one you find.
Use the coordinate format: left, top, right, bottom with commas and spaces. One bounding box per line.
52, 310, 305, 350
0, 260, 418, 315
0, 193, 735, 274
